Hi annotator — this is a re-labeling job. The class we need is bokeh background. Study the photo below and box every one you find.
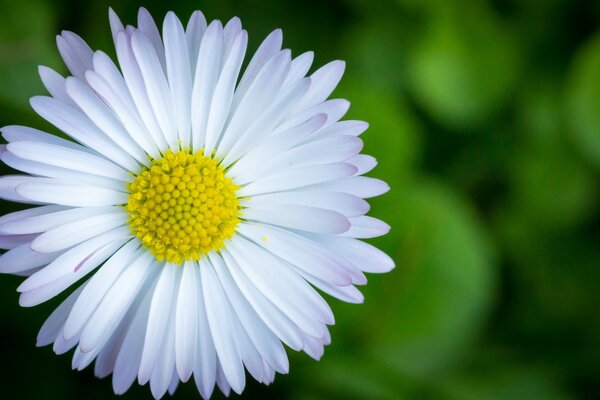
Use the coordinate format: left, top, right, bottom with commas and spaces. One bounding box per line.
0, 0, 599, 398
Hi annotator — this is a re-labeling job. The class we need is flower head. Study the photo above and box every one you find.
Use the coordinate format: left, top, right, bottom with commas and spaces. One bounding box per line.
0, 7, 393, 399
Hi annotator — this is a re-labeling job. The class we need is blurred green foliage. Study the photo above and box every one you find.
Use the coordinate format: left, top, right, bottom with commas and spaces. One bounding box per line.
0, 0, 599, 399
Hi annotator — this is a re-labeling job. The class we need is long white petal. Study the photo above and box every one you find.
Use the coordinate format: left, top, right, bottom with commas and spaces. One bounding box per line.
56, 31, 94, 79
65, 77, 148, 164
0, 206, 116, 235
200, 258, 245, 394
115, 30, 168, 151
186, 10, 207, 70
16, 178, 128, 206
19, 234, 129, 307
211, 253, 289, 373
203, 30, 247, 155
79, 250, 156, 352
238, 222, 352, 286
38, 66, 77, 107
137, 7, 166, 71
163, 12, 193, 147
237, 163, 357, 197
29, 96, 139, 171
7, 141, 131, 181
36, 283, 86, 347
175, 261, 198, 382
64, 240, 140, 340
242, 204, 350, 234
31, 212, 126, 253
1, 152, 124, 191
221, 250, 304, 351
138, 263, 181, 384
244, 191, 368, 218
193, 260, 217, 399
131, 30, 179, 149
341, 216, 391, 239
191, 20, 224, 151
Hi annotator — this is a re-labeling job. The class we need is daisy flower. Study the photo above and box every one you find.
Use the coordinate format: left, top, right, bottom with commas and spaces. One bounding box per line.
0, 7, 393, 399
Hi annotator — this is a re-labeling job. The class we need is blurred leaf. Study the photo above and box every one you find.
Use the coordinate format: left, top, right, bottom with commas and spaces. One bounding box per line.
439, 357, 572, 400
0, 0, 61, 110
337, 77, 422, 186
407, 4, 521, 128
565, 33, 600, 168
367, 180, 496, 377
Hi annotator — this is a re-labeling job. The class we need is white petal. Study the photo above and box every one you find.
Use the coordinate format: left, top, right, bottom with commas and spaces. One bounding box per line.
7, 141, 131, 181
291, 60, 345, 113
237, 163, 357, 197
242, 204, 350, 234
186, 10, 207, 70
36, 283, 86, 347
108, 7, 124, 43
32, 212, 126, 253
1, 125, 96, 154
18, 226, 130, 293
56, 31, 94, 79
0, 175, 44, 204
29, 96, 138, 171
79, 250, 156, 352
211, 253, 289, 373
112, 273, 156, 395
276, 99, 350, 134
227, 113, 327, 182
0, 204, 67, 226
203, 30, 248, 155
235, 135, 362, 183
192, 260, 218, 399
221, 250, 304, 351
228, 237, 332, 335
0, 234, 38, 250
16, 178, 128, 206
150, 293, 177, 400
301, 234, 395, 273
64, 240, 140, 340
221, 75, 310, 166
0, 206, 117, 235
191, 20, 224, 151
308, 176, 390, 198
238, 222, 352, 286
319, 120, 369, 137
244, 191, 368, 218
85, 69, 159, 159
222, 17, 243, 61
1, 152, 124, 191
218, 51, 294, 164
0, 242, 61, 275
349, 154, 377, 175
163, 12, 193, 147
131, 30, 179, 149
38, 66, 77, 107
138, 263, 181, 384
137, 7, 166, 71
232, 29, 282, 111
341, 216, 391, 238
200, 258, 245, 394
283, 51, 314, 87
19, 233, 129, 307
115, 30, 168, 151
175, 261, 198, 382
65, 77, 148, 164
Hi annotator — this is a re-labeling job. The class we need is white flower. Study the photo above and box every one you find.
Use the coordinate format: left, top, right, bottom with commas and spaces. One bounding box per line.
0, 7, 393, 399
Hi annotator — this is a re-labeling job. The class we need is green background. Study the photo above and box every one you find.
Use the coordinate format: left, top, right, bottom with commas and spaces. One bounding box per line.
0, 0, 599, 398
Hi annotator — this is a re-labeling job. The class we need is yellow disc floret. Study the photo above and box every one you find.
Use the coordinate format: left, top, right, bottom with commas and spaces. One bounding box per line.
126, 149, 240, 264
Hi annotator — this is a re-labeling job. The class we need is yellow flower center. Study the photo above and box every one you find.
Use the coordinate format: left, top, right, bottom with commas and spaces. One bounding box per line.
125, 149, 240, 264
